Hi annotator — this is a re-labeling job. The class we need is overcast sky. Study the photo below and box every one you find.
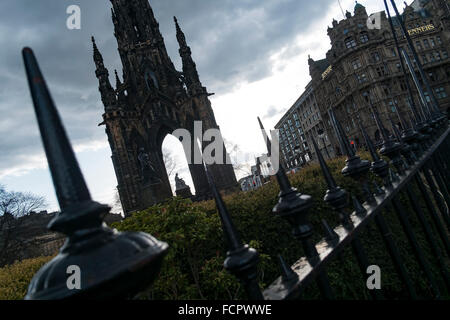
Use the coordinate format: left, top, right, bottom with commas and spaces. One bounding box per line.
0, 0, 403, 213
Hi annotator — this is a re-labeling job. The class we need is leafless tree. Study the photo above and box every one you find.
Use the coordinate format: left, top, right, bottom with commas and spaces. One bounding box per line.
224, 140, 252, 176
163, 147, 179, 181
0, 185, 47, 266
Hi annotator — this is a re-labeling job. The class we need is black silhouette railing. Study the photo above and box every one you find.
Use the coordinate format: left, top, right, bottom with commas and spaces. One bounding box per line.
23, 48, 168, 300
23, 0, 449, 300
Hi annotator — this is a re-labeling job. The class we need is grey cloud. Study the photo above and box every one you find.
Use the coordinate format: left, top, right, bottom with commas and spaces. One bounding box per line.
0, 0, 334, 177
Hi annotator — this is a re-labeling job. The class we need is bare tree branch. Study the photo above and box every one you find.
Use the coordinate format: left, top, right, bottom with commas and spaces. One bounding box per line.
0, 185, 48, 266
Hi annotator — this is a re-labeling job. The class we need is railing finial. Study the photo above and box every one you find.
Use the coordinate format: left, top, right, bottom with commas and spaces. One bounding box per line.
23, 47, 168, 300
278, 255, 298, 283
23, 47, 92, 215
204, 166, 243, 250
204, 165, 263, 300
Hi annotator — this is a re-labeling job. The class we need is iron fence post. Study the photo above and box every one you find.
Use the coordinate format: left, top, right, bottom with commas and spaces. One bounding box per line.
360, 123, 418, 299
22, 48, 169, 300
312, 139, 384, 300
258, 117, 334, 299
205, 168, 264, 300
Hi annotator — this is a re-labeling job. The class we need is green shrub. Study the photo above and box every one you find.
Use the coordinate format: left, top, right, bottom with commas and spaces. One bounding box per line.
1, 154, 447, 300
0, 256, 52, 300
113, 154, 448, 299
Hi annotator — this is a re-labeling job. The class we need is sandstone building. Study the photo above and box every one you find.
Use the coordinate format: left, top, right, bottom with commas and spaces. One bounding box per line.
93, 1, 237, 215
275, 81, 335, 169
308, 0, 449, 152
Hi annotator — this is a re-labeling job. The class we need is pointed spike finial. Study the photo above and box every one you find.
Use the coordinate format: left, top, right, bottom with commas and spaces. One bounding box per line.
257, 117, 293, 193
352, 195, 367, 216
360, 122, 380, 162
372, 181, 385, 196
311, 138, 337, 190
257, 116, 272, 154
329, 109, 354, 158
395, 105, 409, 131
389, 168, 400, 183
390, 119, 403, 144
278, 255, 298, 282
204, 165, 243, 251
23, 47, 92, 211
321, 219, 339, 244
371, 107, 390, 142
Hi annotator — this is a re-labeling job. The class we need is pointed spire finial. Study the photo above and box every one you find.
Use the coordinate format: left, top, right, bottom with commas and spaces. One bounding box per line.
114, 69, 121, 87
23, 48, 92, 213
204, 166, 243, 251
311, 138, 337, 190
174, 16, 187, 47
352, 195, 367, 216
328, 108, 355, 158
321, 219, 339, 244
360, 122, 380, 162
91, 35, 104, 64
371, 105, 390, 143
278, 255, 298, 282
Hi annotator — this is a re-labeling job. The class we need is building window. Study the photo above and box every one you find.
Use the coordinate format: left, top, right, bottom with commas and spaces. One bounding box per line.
423, 91, 431, 103
435, 51, 441, 61
422, 55, 428, 64
396, 63, 401, 72
356, 73, 367, 83
424, 39, 430, 49
391, 48, 397, 57
430, 53, 436, 62
429, 72, 437, 81
360, 32, 369, 43
389, 100, 398, 112
443, 50, 448, 59
376, 65, 388, 77
400, 80, 407, 91
371, 52, 381, 62
352, 59, 362, 70
345, 37, 357, 49
430, 38, 436, 47
436, 36, 442, 45
416, 41, 422, 51
435, 87, 447, 99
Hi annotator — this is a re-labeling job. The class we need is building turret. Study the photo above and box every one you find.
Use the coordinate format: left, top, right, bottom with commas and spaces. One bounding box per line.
174, 17, 206, 96
92, 36, 116, 109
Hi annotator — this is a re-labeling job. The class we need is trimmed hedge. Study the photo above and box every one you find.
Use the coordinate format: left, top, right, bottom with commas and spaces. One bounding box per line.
0, 256, 52, 300
1, 154, 448, 299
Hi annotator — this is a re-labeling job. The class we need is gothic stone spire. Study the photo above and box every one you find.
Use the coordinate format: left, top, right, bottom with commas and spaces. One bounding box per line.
174, 16, 204, 96
92, 36, 116, 109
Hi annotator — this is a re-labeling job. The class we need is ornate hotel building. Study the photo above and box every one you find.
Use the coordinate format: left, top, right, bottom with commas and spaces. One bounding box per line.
307, 0, 450, 153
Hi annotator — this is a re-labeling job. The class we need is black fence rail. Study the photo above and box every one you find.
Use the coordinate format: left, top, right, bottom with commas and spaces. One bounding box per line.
259, 115, 449, 300
22, 0, 449, 300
